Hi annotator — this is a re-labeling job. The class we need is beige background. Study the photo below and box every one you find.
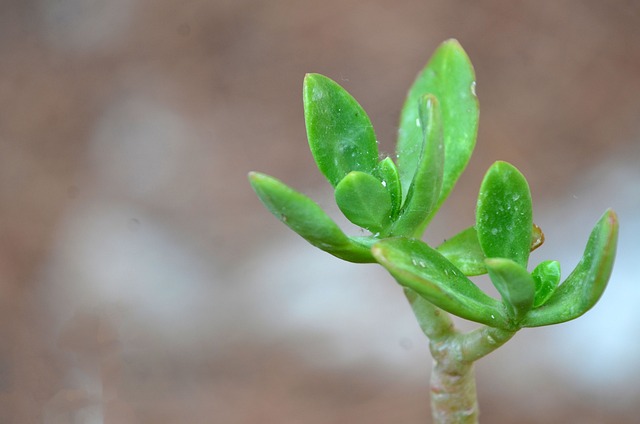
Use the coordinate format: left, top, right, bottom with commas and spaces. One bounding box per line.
1, 0, 639, 422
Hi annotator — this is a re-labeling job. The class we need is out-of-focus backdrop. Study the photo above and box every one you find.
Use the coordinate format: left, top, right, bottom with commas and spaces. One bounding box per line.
1, 1, 639, 423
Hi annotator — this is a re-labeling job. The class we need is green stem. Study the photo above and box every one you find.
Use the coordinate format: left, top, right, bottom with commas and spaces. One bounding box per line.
404, 288, 517, 424
429, 344, 478, 424
404, 288, 454, 340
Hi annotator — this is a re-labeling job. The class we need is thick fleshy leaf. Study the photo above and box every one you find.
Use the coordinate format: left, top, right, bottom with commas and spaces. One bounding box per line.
437, 224, 549, 276
521, 210, 618, 327
372, 238, 511, 329
396, 39, 478, 212
372, 157, 402, 220
392, 95, 444, 237
249, 172, 374, 263
476, 161, 533, 267
437, 227, 487, 276
303, 74, 378, 187
334, 171, 392, 234
531, 260, 561, 307
485, 258, 535, 323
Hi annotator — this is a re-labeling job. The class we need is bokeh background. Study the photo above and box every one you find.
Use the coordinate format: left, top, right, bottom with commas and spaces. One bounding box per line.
1, 0, 639, 423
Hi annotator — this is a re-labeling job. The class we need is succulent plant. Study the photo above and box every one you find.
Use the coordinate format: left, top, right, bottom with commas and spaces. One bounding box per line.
249, 39, 618, 423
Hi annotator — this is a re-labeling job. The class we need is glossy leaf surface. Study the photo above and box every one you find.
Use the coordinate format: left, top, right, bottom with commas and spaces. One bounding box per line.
392, 95, 444, 236
249, 172, 374, 263
334, 171, 392, 234
531, 260, 561, 307
521, 210, 618, 327
485, 258, 535, 323
476, 161, 533, 267
303, 74, 378, 187
396, 39, 478, 213
373, 157, 402, 220
436, 227, 487, 276
372, 238, 511, 329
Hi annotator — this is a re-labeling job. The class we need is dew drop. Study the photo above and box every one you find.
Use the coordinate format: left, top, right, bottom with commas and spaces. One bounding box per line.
470, 81, 477, 96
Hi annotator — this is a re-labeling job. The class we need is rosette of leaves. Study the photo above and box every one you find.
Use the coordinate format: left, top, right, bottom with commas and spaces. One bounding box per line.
249, 39, 618, 330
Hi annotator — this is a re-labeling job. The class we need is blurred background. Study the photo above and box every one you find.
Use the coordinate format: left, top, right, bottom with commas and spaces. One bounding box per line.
1, 0, 639, 422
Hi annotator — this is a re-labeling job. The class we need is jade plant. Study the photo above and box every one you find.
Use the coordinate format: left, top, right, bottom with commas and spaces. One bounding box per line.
248, 39, 618, 423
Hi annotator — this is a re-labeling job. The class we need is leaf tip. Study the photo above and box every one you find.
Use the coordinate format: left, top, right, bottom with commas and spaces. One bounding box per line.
248, 171, 264, 186
604, 208, 618, 227
442, 38, 461, 48
439, 38, 471, 60
303, 73, 322, 98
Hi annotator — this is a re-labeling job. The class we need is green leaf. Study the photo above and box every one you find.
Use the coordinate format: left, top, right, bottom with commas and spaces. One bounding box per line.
249, 172, 374, 263
372, 237, 511, 329
372, 157, 402, 220
392, 94, 444, 237
521, 210, 619, 327
436, 227, 487, 276
476, 161, 533, 267
303, 73, 378, 187
531, 260, 561, 308
334, 171, 392, 234
396, 39, 478, 212
437, 224, 551, 277
485, 258, 535, 323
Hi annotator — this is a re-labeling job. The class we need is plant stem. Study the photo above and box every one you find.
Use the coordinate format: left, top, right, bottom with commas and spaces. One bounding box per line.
404, 288, 516, 424
429, 345, 478, 424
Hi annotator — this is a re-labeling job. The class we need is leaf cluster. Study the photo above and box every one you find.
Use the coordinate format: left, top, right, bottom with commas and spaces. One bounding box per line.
249, 40, 618, 330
